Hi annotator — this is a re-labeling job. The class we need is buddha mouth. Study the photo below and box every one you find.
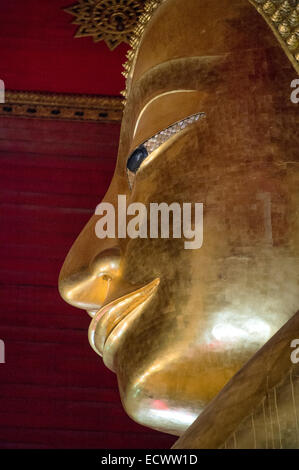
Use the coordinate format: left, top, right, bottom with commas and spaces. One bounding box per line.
88, 278, 160, 366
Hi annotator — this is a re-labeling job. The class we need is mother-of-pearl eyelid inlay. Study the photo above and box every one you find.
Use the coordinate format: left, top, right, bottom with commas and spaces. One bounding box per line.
142, 112, 206, 154
127, 111, 206, 188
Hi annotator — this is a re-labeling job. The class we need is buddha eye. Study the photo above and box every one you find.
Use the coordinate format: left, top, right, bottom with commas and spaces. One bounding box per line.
126, 111, 205, 188
127, 145, 148, 173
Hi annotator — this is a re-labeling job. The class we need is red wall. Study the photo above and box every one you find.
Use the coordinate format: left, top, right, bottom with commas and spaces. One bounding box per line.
0, 0, 127, 95
0, 115, 176, 449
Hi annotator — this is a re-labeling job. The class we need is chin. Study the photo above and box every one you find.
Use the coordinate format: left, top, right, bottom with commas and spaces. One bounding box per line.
121, 390, 200, 437
118, 373, 204, 436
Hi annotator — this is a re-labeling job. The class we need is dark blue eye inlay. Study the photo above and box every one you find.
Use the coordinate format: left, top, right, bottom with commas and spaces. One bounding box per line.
127, 145, 148, 173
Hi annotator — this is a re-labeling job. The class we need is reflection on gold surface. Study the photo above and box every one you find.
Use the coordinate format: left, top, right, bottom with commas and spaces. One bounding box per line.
59, 0, 299, 440
173, 311, 299, 449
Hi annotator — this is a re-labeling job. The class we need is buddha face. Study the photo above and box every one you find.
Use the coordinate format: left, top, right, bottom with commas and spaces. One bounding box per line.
59, 0, 299, 435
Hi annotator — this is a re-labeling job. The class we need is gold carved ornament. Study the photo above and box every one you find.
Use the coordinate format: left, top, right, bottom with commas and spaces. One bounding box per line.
0, 91, 123, 122
64, 0, 145, 50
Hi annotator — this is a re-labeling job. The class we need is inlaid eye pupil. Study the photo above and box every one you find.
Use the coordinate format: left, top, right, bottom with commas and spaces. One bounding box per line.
127, 145, 148, 173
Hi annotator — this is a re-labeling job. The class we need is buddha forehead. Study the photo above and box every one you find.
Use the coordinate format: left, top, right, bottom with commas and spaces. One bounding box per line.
128, 0, 271, 86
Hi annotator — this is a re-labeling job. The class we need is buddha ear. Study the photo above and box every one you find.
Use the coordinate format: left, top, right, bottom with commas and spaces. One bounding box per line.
248, 0, 299, 76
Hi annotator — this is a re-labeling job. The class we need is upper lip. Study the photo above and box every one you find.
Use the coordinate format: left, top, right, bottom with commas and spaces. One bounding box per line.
88, 278, 160, 358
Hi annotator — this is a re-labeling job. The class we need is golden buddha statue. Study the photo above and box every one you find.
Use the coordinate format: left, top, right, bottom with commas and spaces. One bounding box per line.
59, 0, 299, 447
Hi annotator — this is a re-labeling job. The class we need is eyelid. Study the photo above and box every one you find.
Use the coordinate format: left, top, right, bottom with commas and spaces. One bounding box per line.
141, 112, 205, 154
132, 90, 199, 139
127, 111, 206, 189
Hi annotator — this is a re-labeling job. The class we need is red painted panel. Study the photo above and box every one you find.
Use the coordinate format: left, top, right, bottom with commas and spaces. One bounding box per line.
0, 1, 127, 95
0, 116, 176, 449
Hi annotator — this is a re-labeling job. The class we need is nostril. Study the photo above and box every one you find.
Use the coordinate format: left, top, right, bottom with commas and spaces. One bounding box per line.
58, 247, 121, 312
89, 247, 121, 280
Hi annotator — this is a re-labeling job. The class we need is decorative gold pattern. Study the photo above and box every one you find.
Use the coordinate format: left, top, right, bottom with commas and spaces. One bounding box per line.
121, 0, 299, 101
0, 91, 123, 122
121, 0, 163, 99
222, 364, 299, 449
65, 0, 145, 50
249, 0, 299, 72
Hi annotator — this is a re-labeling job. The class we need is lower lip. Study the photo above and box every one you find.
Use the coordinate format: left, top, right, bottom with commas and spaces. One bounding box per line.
102, 301, 150, 371
88, 279, 160, 369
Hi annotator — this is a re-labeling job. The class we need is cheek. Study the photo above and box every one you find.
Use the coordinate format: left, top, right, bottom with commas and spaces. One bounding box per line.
122, 235, 192, 284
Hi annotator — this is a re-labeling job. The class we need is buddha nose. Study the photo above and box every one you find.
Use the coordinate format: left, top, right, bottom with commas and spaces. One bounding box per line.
89, 247, 121, 280
59, 247, 121, 316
